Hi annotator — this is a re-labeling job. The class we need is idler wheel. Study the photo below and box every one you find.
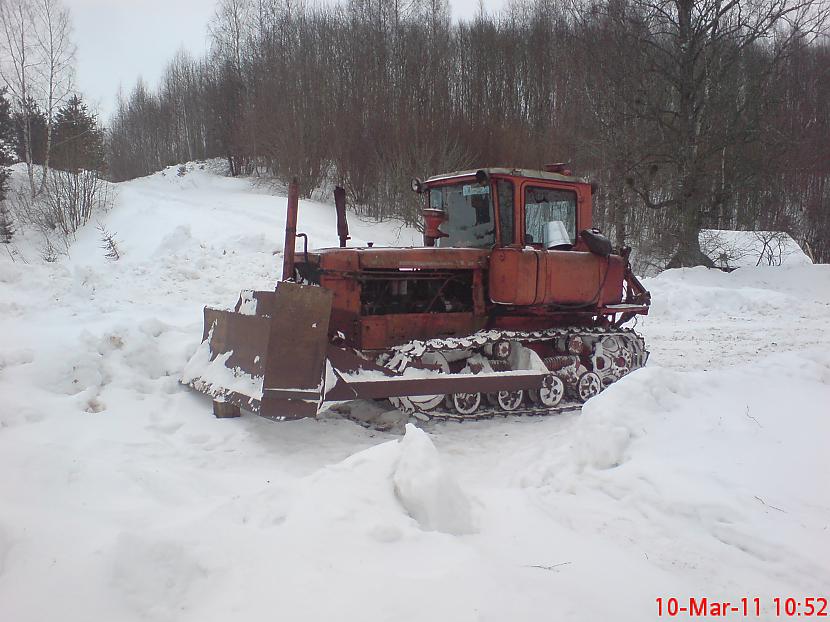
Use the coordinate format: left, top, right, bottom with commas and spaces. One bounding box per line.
452, 392, 482, 415
496, 390, 524, 412
530, 375, 564, 408
577, 371, 602, 402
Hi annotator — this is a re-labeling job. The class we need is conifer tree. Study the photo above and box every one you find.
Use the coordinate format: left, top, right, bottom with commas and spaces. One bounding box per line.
51, 94, 104, 173
12, 100, 48, 165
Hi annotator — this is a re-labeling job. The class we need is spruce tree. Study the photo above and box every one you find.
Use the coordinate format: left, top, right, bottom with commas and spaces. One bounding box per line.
51, 95, 104, 173
12, 99, 48, 165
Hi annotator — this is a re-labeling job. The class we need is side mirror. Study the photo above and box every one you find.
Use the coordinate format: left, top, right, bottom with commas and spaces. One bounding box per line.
410, 177, 424, 193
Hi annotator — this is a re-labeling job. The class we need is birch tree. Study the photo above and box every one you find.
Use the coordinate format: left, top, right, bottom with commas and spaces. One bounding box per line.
32, 0, 75, 194
0, 0, 74, 198
0, 0, 38, 196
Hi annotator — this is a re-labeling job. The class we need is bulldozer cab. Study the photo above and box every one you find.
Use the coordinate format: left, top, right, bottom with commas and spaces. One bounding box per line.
420, 167, 592, 251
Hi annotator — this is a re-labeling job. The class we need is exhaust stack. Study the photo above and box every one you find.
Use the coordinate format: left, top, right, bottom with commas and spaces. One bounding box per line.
334, 186, 349, 248
282, 178, 300, 281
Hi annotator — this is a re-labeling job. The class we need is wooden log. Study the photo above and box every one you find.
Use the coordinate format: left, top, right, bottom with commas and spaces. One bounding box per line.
213, 400, 241, 418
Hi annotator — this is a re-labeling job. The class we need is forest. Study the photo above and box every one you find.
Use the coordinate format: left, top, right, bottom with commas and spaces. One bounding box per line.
6, 0, 830, 268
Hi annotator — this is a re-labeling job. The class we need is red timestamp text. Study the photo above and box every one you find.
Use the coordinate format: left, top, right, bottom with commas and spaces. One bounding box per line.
655, 596, 828, 618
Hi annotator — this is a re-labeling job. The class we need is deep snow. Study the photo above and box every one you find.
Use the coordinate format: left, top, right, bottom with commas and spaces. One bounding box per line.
1, 163, 828, 621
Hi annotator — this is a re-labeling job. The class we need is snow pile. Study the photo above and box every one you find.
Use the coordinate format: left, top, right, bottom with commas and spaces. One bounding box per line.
280, 424, 475, 542
393, 424, 477, 535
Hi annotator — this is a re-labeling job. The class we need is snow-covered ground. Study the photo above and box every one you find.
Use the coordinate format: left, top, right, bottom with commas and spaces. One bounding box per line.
1, 164, 828, 621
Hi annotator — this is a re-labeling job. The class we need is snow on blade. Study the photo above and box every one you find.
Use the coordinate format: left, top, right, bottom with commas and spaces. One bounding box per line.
180, 333, 263, 402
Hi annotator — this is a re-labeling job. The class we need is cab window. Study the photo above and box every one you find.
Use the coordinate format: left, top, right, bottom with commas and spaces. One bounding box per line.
431, 183, 495, 248
524, 186, 577, 245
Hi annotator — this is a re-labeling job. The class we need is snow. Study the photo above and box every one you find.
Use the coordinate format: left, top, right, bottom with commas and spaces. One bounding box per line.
1, 162, 829, 621
393, 424, 478, 535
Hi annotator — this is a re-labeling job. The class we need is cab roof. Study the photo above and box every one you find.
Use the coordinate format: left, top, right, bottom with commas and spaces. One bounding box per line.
424, 167, 586, 185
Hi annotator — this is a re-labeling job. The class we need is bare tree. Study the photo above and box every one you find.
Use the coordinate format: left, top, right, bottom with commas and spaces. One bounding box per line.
0, 0, 74, 198
104, 0, 830, 264
0, 0, 39, 197
32, 0, 75, 194
576, 0, 830, 267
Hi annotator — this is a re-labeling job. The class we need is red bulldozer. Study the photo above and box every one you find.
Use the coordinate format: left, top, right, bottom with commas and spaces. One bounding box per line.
183, 165, 650, 421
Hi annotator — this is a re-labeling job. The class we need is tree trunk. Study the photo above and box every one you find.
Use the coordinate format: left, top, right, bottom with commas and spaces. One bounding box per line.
23, 112, 36, 199
667, 201, 714, 268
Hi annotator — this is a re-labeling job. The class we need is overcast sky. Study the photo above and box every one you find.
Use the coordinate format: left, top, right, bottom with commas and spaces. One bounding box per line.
65, 0, 508, 124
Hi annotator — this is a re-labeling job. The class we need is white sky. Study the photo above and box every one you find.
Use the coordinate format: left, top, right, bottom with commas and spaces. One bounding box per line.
65, 0, 508, 124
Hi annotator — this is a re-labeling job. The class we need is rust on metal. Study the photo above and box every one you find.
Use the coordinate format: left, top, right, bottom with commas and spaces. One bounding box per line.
282, 178, 300, 282
334, 186, 349, 248
260, 281, 333, 420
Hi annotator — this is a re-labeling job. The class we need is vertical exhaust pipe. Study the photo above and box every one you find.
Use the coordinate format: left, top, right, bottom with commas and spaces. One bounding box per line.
282, 177, 300, 282
334, 186, 349, 248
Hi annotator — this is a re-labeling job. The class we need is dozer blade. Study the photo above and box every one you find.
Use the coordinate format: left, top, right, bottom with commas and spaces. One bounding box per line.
183, 281, 333, 420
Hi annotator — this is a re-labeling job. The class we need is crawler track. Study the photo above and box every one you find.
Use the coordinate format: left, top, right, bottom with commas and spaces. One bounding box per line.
375, 326, 648, 419
411, 402, 583, 422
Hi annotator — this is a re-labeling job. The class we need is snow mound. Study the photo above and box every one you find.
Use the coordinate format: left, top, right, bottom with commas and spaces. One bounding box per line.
393, 424, 477, 535
644, 266, 794, 321
282, 424, 476, 540
283, 438, 411, 543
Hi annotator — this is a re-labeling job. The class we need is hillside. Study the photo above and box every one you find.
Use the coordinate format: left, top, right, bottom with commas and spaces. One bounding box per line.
1, 165, 828, 621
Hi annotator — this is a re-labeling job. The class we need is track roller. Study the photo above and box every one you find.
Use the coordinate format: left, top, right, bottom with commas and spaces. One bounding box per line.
496, 390, 524, 411
529, 375, 565, 407
451, 392, 482, 415
577, 371, 602, 402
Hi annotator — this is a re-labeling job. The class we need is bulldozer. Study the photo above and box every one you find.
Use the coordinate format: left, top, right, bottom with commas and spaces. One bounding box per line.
182, 165, 651, 421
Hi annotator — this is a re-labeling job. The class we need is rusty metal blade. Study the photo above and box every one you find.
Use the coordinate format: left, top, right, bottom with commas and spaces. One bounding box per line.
260, 281, 333, 420
182, 306, 271, 413
185, 282, 333, 421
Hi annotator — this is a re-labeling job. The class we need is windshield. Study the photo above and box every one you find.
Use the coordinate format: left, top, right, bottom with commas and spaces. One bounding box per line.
430, 183, 495, 248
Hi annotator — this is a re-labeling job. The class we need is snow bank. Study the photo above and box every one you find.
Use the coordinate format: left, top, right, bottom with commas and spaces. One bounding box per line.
513, 346, 830, 599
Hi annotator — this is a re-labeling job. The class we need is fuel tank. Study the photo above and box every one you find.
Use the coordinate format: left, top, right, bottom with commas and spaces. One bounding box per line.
488, 247, 624, 306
